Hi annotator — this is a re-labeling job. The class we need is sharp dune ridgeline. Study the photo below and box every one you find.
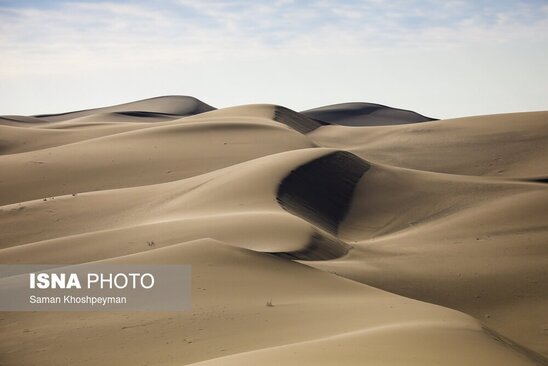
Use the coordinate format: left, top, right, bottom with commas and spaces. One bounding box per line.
1, 96, 547, 365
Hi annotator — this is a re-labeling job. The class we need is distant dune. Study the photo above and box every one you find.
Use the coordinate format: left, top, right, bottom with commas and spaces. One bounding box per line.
1, 96, 547, 365
33, 95, 216, 122
301, 102, 437, 126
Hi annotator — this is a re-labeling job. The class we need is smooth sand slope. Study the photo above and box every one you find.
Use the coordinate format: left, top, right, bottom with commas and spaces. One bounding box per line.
0, 96, 547, 365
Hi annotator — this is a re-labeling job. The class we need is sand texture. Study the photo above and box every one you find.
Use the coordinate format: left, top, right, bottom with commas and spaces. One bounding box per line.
1, 96, 547, 365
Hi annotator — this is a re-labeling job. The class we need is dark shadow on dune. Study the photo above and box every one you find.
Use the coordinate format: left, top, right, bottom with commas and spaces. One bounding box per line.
301, 102, 436, 126
524, 177, 548, 184
273, 106, 328, 133
114, 111, 180, 119
276, 151, 370, 235
270, 231, 351, 261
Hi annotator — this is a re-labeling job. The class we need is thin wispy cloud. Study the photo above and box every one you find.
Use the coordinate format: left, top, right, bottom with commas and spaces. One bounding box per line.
2, 1, 546, 67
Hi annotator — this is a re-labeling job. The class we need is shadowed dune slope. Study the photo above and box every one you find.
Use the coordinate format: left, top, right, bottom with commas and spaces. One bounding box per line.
273, 106, 327, 133
277, 151, 370, 234
301, 102, 436, 126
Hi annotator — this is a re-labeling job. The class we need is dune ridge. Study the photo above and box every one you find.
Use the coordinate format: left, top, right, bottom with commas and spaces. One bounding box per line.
1, 96, 547, 365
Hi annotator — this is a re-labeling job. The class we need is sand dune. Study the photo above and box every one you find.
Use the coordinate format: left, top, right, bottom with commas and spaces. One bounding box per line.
1, 239, 544, 366
34, 95, 215, 122
0, 112, 315, 205
310, 111, 548, 177
1, 97, 547, 365
301, 102, 436, 126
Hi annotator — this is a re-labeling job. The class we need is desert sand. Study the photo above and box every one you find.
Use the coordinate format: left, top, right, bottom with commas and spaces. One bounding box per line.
0, 96, 546, 365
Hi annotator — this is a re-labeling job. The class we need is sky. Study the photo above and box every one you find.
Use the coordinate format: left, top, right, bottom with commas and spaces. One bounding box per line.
0, 0, 547, 118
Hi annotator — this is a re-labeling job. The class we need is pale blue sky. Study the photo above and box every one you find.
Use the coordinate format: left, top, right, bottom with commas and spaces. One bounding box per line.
1, 0, 547, 118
